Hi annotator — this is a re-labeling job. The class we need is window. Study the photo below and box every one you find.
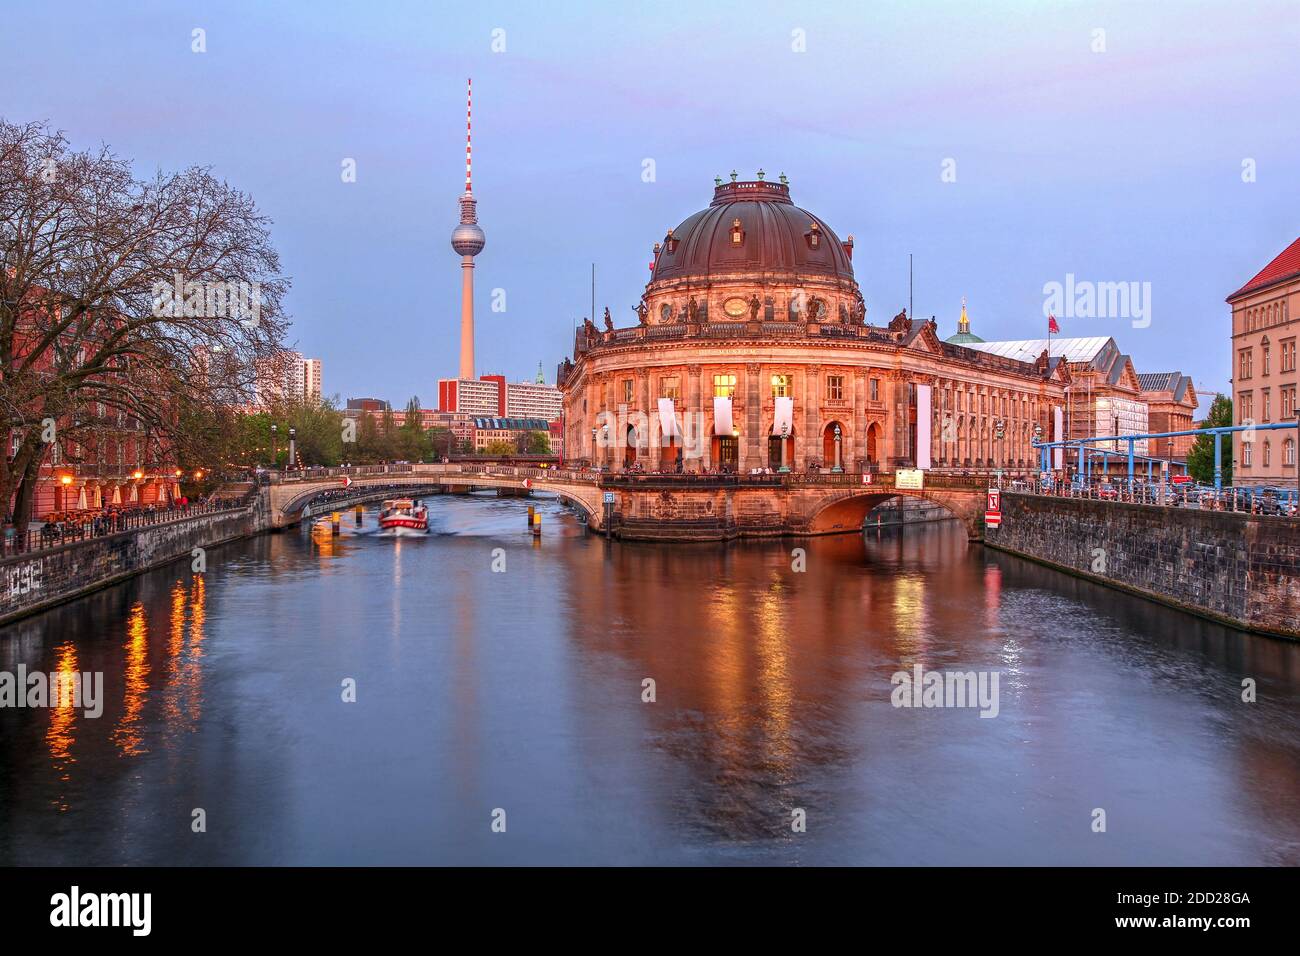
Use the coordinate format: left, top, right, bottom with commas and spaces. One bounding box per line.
1239, 349, 1253, 379
623, 379, 634, 404
870, 378, 880, 402
1263, 341, 1271, 376
730, 218, 743, 245
1286, 439, 1296, 467
771, 374, 792, 398
1239, 393, 1253, 422
1243, 442, 1252, 467
1264, 442, 1271, 467
826, 375, 844, 400
660, 376, 680, 401
713, 373, 736, 398
1262, 389, 1271, 422
1283, 386, 1296, 420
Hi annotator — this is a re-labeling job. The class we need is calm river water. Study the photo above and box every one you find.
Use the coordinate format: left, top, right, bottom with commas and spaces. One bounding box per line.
2, 493, 1298, 865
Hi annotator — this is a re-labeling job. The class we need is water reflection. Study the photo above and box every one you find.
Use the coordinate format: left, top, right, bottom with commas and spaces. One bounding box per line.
0, 495, 1297, 865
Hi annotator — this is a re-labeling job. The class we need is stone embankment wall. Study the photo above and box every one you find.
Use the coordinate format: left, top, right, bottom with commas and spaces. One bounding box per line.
985, 493, 1300, 640
0, 500, 267, 625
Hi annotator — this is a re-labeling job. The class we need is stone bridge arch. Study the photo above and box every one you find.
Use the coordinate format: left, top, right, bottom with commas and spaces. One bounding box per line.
800, 488, 984, 540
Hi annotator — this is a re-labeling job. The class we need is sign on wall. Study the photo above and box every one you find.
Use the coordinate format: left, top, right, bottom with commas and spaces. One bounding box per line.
896, 469, 925, 490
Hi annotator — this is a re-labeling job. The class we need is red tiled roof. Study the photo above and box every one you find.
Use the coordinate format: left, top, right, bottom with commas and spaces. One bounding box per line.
1228, 236, 1300, 300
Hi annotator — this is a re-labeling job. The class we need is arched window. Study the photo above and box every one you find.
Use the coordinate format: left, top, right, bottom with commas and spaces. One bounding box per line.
1286, 439, 1296, 467
1263, 441, 1271, 467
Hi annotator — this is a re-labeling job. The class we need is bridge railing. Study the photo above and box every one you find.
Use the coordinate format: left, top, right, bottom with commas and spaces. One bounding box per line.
1012, 480, 1298, 517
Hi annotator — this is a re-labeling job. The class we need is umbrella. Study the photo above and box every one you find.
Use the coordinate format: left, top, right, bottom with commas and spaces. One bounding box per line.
77, 486, 87, 510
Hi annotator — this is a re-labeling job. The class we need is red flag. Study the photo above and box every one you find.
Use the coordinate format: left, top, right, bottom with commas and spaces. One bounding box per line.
1047, 314, 1060, 334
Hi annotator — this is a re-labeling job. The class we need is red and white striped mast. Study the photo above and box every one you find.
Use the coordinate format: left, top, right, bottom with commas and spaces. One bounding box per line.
451, 77, 485, 382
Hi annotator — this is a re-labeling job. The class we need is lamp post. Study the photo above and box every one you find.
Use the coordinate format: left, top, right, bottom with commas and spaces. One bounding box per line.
832, 423, 843, 473
288, 427, 297, 470
779, 422, 790, 473
270, 423, 278, 467
993, 418, 1005, 487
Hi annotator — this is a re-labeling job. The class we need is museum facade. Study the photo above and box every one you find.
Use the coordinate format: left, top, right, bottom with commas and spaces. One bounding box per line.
557, 175, 1071, 474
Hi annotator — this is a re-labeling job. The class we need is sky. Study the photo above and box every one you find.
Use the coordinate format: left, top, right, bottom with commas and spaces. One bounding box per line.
4, 0, 1299, 405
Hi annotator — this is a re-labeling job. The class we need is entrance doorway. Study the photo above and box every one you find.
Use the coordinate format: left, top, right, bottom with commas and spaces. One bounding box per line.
768, 431, 795, 470
822, 421, 845, 470
713, 434, 739, 470
624, 425, 638, 469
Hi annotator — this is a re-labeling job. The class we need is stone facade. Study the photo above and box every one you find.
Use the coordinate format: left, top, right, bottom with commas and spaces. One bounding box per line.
0, 504, 267, 625
986, 492, 1300, 640
1228, 236, 1300, 488
559, 178, 1071, 475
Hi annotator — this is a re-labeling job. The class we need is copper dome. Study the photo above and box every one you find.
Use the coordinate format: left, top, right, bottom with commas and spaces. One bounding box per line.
649, 180, 856, 285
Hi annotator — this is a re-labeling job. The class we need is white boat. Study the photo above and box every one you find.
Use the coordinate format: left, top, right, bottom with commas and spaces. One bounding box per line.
378, 499, 428, 534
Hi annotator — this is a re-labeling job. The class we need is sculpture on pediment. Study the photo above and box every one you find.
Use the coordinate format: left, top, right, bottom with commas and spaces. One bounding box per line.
749, 294, 761, 322
603, 307, 613, 332
634, 300, 648, 325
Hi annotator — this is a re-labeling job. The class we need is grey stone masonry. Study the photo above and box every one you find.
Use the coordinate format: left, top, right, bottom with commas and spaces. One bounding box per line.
1, 503, 266, 626
985, 493, 1300, 640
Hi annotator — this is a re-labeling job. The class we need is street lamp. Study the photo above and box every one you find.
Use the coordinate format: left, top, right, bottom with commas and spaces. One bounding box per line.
271, 423, 278, 465
832, 423, 843, 473
993, 418, 1006, 487
779, 422, 790, 473
591, 427, 597, 469
288, 427, 297, 469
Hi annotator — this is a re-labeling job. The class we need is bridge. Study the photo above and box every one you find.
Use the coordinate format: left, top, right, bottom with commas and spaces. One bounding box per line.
262, 464, 991, 540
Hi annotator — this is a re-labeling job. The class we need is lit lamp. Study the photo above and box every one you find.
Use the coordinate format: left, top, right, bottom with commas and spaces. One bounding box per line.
132, 470, 143, 481
59, 474, 72, 486
779, 422, 791, 473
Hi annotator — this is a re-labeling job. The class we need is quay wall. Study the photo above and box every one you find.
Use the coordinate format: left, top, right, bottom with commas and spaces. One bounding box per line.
985, 493, 1300, 640
0, 502, 267, 626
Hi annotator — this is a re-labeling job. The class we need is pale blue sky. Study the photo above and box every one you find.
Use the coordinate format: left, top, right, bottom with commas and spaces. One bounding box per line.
4, 0, 1299, 403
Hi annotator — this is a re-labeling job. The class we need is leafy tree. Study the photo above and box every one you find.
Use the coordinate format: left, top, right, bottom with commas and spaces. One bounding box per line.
518, 430, 551, 454
1186, 393, 1232, 485
0, 120, 288, 526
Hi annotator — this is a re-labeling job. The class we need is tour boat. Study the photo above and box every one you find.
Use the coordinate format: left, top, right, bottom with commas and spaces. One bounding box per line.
378, 499, 429, 534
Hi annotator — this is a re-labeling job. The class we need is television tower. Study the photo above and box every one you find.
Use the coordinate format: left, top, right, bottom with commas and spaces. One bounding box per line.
451, 77, 485, 381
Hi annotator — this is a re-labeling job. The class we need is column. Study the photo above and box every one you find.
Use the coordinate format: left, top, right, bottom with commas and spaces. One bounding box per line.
852, 370, 867, 470
687, 364, 703, 471
805, 363, 821, 467
745, 362, 762, 471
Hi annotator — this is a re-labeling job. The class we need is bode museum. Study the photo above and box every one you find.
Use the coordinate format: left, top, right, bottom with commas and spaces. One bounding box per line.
557, 173, 1071, 474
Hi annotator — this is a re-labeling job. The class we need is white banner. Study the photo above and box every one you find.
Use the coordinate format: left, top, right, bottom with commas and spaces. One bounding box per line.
657, 397, 679, 440
1053, 406, 1064, 469
713, 396, 733, 436
772, 396, 794, 436
916, 384, 932, 469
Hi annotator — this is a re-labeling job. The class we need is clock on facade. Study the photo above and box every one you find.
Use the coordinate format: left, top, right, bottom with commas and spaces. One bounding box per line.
723, 297, 748, 318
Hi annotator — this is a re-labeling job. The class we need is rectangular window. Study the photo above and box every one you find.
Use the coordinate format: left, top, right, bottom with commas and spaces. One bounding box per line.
869, 378, 880, 402
1239, 349, 1252, 379
713, 373, 736, 398
771, 374, 792, 398
623, 379, 634, 404
826, 375, 844, 400
1262, 389, 1271, 422
660, 376, 680, 401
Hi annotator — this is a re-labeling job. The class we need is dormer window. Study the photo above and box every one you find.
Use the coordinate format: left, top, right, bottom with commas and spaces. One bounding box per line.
664, 229, 678, 253
805, 222, 821, 249
730, 218, 744, 245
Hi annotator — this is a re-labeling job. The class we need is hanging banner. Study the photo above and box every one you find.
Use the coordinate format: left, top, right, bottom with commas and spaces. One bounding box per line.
772, 396, 794, 436
916, 384, 932, 469
1052, 406, 1064, 469
657, 397, 679, 441
713, 396, 733, 436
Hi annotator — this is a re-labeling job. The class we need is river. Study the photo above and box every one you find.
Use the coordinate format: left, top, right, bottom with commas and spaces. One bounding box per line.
1, 492, 1297, 865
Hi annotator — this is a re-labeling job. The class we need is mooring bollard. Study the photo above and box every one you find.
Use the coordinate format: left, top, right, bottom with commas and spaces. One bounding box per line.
532, 511, 541, 537
355, 504, 363, 525
527, 504, 535, 528
331, 512, 341, 536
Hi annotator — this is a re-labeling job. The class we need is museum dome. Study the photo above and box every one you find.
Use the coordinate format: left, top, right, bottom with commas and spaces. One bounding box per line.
648, 176, 857, 286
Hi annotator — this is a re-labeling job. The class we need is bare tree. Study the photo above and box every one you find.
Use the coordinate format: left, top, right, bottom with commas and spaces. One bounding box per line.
1, 120, 290, 526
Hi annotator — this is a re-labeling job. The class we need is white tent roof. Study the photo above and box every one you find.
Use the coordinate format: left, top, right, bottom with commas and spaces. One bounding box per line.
965, 336, 1112, 364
